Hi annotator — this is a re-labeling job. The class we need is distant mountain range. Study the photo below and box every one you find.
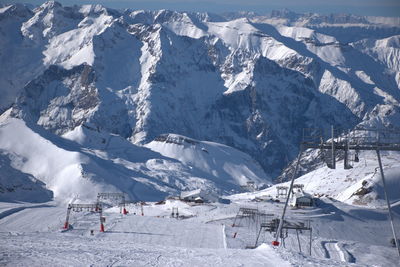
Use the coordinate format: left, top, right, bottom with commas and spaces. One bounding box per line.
0, 1, 399, 202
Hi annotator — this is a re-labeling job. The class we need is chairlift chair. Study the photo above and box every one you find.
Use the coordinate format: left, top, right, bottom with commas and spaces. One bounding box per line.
354, 150, 360, 162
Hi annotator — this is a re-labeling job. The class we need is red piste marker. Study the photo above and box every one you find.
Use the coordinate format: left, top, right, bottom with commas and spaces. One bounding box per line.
272, 241, 280, 246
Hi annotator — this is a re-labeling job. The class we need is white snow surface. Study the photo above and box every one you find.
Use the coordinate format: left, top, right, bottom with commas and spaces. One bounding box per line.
145, 134, 270, 187
0, 197, 399, 266
233, 150, 400, 209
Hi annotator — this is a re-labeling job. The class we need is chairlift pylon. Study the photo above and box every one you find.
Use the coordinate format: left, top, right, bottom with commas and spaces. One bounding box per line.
298, 126, 400, 258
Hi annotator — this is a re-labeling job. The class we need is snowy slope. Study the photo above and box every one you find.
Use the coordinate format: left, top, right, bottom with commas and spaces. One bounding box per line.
0, 117, 118, 202
234, 149, 400, 209
0, 113, 267, 202
145, 134, 270, 188
0, 153, 53, 203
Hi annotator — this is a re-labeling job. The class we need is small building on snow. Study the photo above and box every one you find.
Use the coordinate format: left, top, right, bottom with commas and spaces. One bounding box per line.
180, 189, 218, 203
290, 193, 314, 207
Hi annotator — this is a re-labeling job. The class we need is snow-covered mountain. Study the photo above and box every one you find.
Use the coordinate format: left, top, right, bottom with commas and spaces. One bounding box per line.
0, 113, 269, 202
0, 2, 399, 202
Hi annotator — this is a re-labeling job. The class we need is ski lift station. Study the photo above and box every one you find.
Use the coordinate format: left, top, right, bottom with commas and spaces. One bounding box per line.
289, 184, 314, 207
290, 194, 314, 208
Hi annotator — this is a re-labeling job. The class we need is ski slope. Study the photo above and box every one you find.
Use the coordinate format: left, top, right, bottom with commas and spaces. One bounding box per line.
0, 202, 288, 266
1, 197, 399, 266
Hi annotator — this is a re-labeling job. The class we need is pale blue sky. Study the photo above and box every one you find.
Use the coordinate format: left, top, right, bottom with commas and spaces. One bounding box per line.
5, 0, 400, 17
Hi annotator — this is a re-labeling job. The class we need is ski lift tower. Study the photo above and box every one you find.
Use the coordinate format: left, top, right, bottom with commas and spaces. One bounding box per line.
255, 218, 312, 255
276, 186, 288, 198
63, 203, 105, 232
275, 126, 400, 258
97, 193, 128, 215
232, 207, 260, 227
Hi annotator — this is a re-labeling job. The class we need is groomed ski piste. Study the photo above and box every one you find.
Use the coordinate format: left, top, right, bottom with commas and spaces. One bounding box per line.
1, 195, 399, 266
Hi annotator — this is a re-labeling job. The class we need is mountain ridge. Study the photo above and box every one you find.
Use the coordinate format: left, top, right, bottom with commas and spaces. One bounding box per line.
0, 1, 399, 202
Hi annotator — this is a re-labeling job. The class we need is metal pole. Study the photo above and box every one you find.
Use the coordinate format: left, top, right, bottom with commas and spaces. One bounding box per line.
376, 149, 400, 257
275, 146, 303, 244
310, 228, 312, 256
254, 226, 263, 247
331, 125, 336, 169
296, 229, 302, 253
344, 129, 349, 169
64, 205, 71, 229
232, 212, 239, 227
99, 206, 104, 232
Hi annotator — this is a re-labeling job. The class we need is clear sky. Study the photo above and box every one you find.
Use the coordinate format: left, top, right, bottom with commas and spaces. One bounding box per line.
5, 0, 400, 17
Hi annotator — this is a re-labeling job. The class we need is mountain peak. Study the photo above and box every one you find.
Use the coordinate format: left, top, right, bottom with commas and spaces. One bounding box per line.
34, 0, 62, 12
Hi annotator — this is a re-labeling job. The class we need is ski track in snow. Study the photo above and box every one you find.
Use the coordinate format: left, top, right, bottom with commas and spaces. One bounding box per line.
321, 241, 341, 261
0, 203, 54, 220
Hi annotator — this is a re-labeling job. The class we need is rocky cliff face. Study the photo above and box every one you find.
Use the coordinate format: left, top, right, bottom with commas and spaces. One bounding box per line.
1, 1, 399, 179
